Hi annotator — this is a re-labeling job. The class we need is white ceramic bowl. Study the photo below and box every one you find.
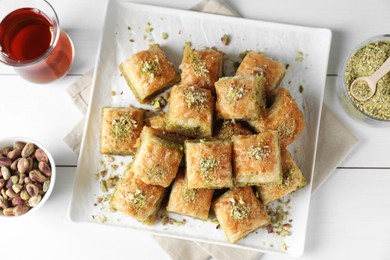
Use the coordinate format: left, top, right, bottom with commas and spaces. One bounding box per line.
0, 137, 56, 217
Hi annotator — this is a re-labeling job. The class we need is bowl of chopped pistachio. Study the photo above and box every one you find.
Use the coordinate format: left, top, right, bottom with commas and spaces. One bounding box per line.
339, 34, 390, 125
0, 137, 56, 217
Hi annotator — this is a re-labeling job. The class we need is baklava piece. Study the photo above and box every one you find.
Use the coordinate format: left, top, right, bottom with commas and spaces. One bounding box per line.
110, 168, 165, 225
119, 44, 179, 104
166, 85, 214, 138
265, 87, 305, 148
180, 43, 224, 92
233, 130, 282, 185
215, 75, 266, 121
131, 126, 183, 188
185, 139, 233, 189
166, 169, 214, 220
100, 107, 144, 155
212, 187, 270, 243
256, 149, 307, 204
236, 51, 286, 94
214, 120, 252, 140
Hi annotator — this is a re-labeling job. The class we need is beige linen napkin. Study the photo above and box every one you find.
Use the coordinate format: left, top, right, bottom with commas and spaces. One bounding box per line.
64, 0, 359, 259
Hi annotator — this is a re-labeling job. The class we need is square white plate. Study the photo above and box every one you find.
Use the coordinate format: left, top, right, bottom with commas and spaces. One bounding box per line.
69, 0, 332, 256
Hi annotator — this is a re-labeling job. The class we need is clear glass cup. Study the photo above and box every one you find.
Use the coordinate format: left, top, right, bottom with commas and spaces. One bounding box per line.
0, 0, 74, 84
338, 34, 390, 126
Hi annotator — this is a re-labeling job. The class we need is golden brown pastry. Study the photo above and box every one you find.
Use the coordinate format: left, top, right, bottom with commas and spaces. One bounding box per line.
119, 44, 179, 103
110, 168, 166, 225
256, 149, 307, 204
180, 43, 223, 93
233, 130, 282, 185
185, 139, 233, 189
265, 87, 305, 148
166, 169, 214, 220
215, 75, 266, 121
236, 51, 286, 94
131, 126, 183, 188
213, 187, 270, 243
166, 84, 214, 138
100, 107, 144, 155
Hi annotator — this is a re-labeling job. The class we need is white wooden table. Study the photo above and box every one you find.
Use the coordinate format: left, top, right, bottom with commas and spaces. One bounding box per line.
1, 0, 390, 259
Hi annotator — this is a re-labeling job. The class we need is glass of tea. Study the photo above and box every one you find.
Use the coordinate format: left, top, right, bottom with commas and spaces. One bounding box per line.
0, 0, 74, 84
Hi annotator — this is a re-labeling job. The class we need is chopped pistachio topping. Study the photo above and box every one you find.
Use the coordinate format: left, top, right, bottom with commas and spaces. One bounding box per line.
278, 122, 295, 139
199, 156, 219, 182
127, 189, 146, 211
229, 197, 250, 220
146, 164, 169, 182
225, 83, 246, 102
188, 49, 209, 77
180, 185, 197, 205
182, 86, 208, 109
110, 113, 138, 144
248, 145, 270, 160
140, 55, 161, 80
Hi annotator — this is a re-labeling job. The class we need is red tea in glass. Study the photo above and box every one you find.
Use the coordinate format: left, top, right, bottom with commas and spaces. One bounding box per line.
0, 0, 74, 83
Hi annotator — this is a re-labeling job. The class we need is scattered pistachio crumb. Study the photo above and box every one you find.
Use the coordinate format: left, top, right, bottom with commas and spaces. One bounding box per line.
97, 215, 107, 223
100, 170, 107, 178
129, 39, 135, 43
145, 27, 153, 33
299, 85, 304, 93
106, 156, 115, 162
162, 32, 169, 40
281, 242, 288, 252
161, 215, 187, 226
295, 51, 304, 62
127, 26, 131, 30
100, 180, 108, 193
221, 34, 230, 46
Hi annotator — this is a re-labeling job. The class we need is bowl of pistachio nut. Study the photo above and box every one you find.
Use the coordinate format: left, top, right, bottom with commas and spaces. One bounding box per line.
338, 34, 390, 125
0, 137, 56, 217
